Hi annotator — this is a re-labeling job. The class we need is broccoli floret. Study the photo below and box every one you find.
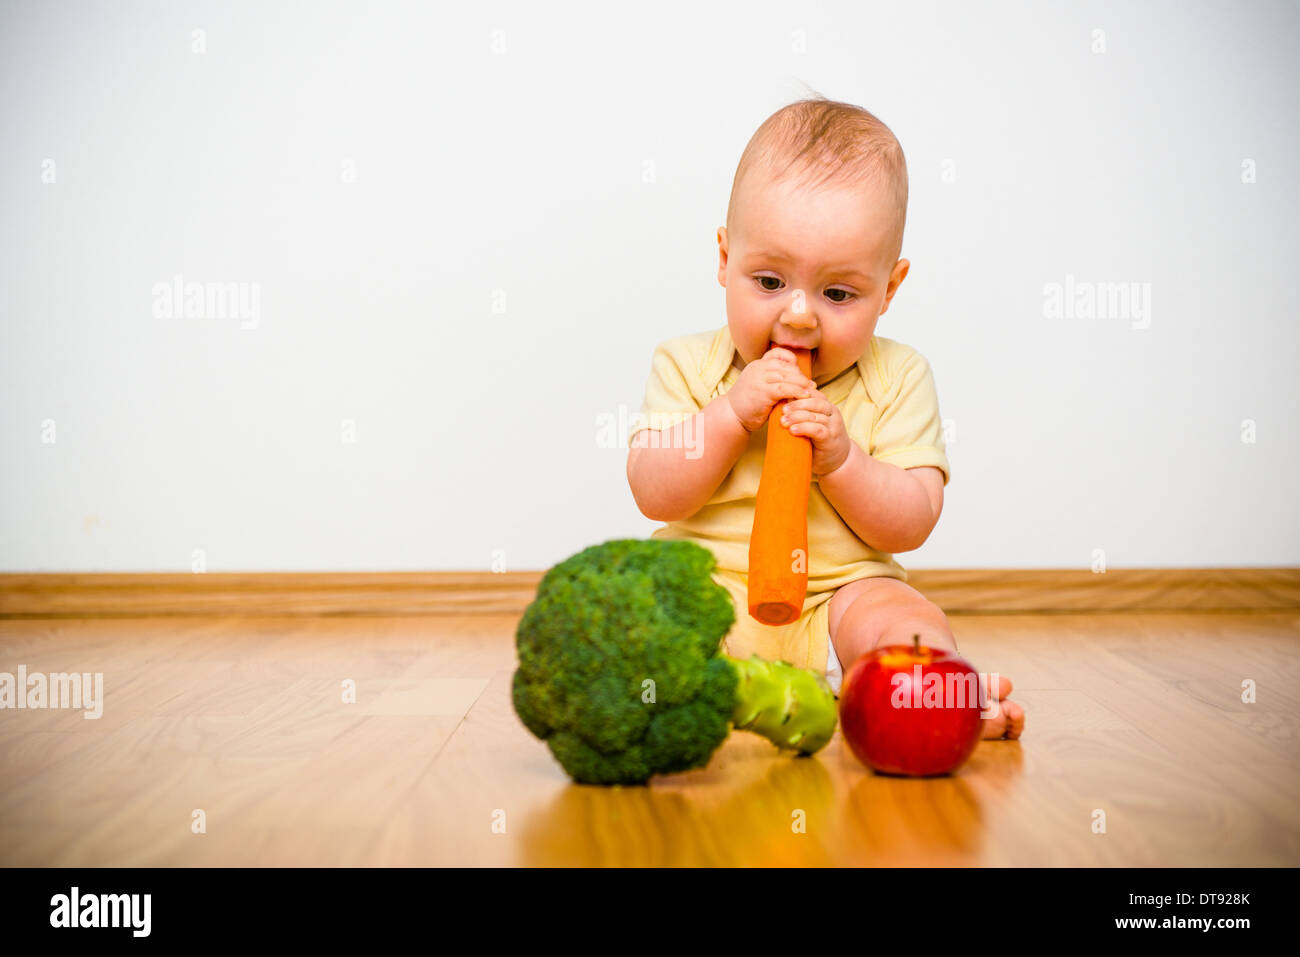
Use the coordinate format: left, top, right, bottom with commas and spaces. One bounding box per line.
512, 538, 838, 785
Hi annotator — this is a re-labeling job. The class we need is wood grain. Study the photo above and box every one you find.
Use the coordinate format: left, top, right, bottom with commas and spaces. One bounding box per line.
1, 611, 1297, 866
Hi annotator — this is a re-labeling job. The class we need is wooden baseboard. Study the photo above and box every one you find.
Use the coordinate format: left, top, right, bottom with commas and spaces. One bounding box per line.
1, 568, 1297, 618
907, 568, 1300, 614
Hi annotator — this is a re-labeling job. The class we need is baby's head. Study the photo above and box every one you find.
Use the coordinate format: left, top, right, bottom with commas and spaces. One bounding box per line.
717, 96, 910, 384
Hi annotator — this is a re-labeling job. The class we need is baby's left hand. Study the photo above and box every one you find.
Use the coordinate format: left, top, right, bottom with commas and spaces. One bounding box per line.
780, 387, 851, 477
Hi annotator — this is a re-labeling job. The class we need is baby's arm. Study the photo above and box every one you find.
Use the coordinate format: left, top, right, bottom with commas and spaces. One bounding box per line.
818, 448, 941, 553
627, 396, 750, 521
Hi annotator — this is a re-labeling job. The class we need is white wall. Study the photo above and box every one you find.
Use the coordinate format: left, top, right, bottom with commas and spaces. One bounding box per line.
2, 0, 1296, 572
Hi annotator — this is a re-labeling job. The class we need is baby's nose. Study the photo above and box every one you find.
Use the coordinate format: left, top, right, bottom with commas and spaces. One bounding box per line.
782, 300, 817, 325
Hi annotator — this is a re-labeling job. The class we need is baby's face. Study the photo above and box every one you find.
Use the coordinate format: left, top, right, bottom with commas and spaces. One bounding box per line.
717, 171, 909, 384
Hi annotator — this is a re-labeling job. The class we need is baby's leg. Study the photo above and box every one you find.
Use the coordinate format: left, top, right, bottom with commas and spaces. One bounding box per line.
827, 578, 956, 663
827, 578, 1025, 740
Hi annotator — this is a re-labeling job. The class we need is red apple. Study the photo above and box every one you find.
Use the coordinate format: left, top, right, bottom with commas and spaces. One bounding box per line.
838, 634, 984, 776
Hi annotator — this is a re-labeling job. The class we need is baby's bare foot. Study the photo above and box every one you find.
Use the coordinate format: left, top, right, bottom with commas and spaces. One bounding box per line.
980, 673, 1025, 740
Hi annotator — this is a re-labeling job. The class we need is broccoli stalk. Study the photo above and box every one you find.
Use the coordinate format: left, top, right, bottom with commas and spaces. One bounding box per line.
512, 537, 838, 785
728, 653, 837, 751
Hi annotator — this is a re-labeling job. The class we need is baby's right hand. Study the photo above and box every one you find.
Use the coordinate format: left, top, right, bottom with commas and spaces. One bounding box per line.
725, 348, 814, 433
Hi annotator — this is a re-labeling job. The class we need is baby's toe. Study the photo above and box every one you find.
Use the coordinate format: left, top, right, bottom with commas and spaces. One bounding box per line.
984, 673, 1013, 702
1003, 699, 1026, 739
979, 707, 1008, 739
978, 696, 1026, 740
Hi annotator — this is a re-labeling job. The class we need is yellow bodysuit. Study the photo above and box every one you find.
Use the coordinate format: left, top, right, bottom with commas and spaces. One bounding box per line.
628, 324, 951, 683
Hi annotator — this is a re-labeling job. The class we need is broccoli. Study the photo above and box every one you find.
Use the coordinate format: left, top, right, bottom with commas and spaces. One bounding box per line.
512, 537, 838, 785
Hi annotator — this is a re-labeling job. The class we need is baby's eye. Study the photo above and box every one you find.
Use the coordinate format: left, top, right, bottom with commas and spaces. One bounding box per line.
756, 276, 783, 291
826, 288, 855, 303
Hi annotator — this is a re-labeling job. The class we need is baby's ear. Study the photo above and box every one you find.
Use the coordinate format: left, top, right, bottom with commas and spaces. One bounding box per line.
879, 259, 910, 315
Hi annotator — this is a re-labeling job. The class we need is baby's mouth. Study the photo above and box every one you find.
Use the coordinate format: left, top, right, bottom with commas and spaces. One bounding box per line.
772, 343, 817, 357
767, 341, 817, 370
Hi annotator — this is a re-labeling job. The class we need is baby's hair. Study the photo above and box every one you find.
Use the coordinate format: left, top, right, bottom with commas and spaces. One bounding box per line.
726, 94, 909, 269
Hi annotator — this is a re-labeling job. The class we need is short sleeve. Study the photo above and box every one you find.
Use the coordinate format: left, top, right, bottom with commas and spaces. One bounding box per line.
628, 337, 706, 443
868, 348, 951, 486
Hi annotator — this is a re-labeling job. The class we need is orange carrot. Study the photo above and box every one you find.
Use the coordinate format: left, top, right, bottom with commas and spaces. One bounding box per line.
748, 344, 813, 625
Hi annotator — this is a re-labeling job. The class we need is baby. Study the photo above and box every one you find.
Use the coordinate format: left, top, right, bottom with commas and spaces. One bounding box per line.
627, 97, 1024, 740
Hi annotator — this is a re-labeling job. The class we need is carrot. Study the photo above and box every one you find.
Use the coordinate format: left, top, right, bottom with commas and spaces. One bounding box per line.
748, 344, 813, 625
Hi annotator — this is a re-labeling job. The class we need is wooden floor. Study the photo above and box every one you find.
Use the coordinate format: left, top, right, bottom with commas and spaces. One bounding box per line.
1, 611, 1297, 866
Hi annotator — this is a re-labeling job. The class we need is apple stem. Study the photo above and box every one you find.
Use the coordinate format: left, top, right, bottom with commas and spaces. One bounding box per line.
913, 633, 920, 654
